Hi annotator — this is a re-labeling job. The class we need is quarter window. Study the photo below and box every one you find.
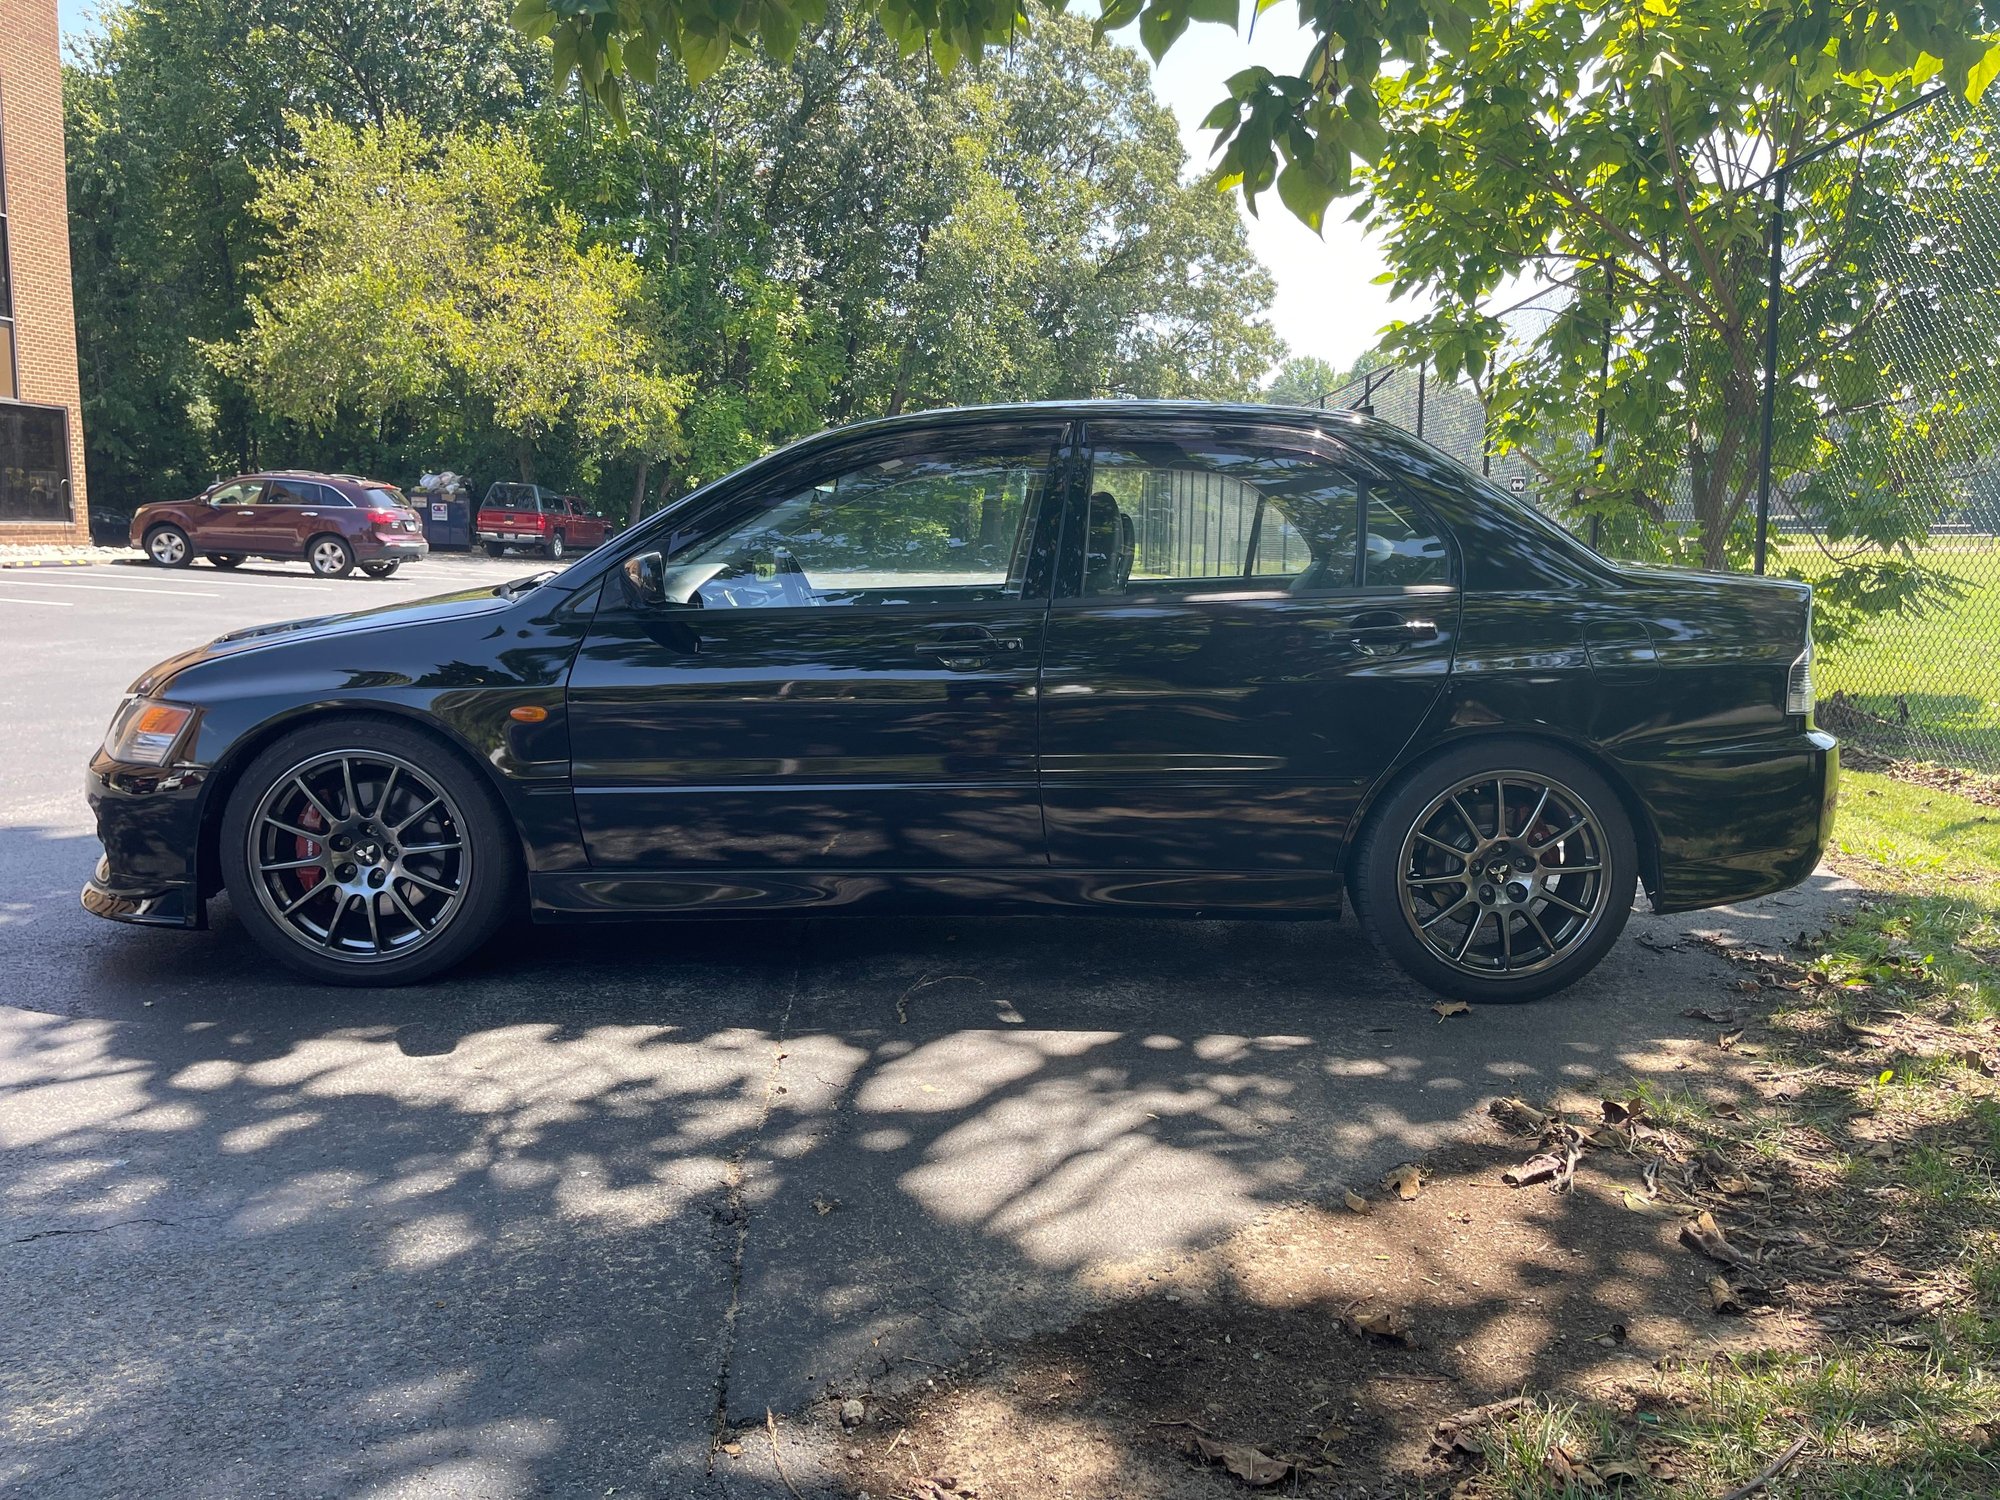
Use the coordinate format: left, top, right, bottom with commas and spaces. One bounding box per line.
663, 445, 1054, 609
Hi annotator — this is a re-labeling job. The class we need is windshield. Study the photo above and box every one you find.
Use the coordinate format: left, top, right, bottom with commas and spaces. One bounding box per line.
363, 485, 408, 510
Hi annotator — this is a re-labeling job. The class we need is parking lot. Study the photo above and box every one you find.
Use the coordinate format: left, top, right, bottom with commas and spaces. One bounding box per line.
0, 553, 1851, 1499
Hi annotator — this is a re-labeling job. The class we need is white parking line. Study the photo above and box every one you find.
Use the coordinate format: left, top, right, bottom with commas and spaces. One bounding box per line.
70, 569, 344, 593
0, 594, 76, 606
1, 576, 222, 598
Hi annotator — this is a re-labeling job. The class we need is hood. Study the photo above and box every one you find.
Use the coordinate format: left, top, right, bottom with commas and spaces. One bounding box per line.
131, 586, 516, 695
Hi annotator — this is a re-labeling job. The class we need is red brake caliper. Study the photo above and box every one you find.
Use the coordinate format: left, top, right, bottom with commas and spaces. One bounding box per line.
296, 802, 324, 890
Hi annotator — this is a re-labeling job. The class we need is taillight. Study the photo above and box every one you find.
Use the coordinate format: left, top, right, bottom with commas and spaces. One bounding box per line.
1786, 599, 1814, 718
367, 509, 399, 527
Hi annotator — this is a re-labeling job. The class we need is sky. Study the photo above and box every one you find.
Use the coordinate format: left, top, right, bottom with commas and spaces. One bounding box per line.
53, 0, 1412, 373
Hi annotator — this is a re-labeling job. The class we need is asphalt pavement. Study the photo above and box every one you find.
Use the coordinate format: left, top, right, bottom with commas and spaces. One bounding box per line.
0, 553, 1855, 1499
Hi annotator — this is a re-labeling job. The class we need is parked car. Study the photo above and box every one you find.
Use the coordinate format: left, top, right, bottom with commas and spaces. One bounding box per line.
83, 402, 1836, 999
475, 483, 608, 560
131, 472, 429, 579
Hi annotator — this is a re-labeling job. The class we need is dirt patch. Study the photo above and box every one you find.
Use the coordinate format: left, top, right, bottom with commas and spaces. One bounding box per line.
775, 925, 2000, 1500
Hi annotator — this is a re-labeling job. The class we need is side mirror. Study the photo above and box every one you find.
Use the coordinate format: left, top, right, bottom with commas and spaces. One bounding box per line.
621, 550, 667, 609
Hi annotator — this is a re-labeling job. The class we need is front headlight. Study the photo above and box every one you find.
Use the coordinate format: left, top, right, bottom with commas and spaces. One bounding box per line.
101, 698, 198, 766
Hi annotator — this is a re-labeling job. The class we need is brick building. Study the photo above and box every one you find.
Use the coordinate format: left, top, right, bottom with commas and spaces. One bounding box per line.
0, 0, 89, 544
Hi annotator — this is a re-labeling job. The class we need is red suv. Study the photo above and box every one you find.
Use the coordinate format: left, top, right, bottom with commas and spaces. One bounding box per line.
476, 483, 609, 560
131, 472, 430, 579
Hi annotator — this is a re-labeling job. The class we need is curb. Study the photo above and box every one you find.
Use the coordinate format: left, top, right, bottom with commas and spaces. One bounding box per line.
0, 557, 112, 569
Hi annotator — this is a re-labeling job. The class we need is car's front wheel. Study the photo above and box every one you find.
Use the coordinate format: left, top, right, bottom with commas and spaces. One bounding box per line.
206, 553, 245, 569
219, 719, 520, 985
1350, 739, 1637, 1004
483, 542, 506, 558
361, 561, 400, 578
307, 535, 355, 578
146, 525, 192, 568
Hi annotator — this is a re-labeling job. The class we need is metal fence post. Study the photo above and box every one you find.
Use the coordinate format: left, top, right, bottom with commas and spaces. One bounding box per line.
1755, 167, 1788, 575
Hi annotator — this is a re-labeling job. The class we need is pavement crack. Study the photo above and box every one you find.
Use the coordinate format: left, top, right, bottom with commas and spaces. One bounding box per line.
708, 920, 807, 1468
9, 1217, 175, 1244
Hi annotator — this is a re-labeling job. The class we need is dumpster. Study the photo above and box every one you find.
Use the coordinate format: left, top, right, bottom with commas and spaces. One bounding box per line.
414, 471, 473, 551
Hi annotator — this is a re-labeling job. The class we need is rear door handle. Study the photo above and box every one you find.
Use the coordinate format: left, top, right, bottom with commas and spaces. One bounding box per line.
300, 511, 319, 517
1345, 612, 1439, 647
920, 627, 1025, 671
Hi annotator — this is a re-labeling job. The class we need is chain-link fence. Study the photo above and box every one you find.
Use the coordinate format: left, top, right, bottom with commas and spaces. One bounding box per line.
1315, 85, 2000, 774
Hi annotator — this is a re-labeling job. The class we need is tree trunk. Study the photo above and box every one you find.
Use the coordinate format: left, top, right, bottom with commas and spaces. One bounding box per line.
626, 459, 652, 529
516, 443, 538, 485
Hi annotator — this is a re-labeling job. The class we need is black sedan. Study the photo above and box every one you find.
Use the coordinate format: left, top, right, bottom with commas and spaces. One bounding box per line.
83, 402, 1837, 1002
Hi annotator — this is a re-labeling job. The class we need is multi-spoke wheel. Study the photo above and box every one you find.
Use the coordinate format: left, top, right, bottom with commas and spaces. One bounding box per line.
220, 720, 518, 984
1351, 741, 1637, 1003
308, 535, 355, 578
146, 525, 192, 568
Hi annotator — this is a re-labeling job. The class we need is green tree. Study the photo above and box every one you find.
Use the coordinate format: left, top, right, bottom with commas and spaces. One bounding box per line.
63, 0, 545, 510
210, 116, 688, 484
517, 0, 1998, 234
1260, 355, 1343, 407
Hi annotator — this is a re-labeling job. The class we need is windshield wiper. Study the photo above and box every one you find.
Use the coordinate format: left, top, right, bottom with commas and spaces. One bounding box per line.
495, 569, 559, 601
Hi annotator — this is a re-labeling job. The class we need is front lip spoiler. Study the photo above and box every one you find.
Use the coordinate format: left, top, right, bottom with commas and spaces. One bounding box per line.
81, 859, 204, 930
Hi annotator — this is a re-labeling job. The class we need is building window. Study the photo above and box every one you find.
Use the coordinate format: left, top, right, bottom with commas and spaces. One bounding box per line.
0, 405, 69, 522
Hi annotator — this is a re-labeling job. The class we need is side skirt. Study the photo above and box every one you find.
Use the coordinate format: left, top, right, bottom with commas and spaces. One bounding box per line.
529, 868, 1343, 921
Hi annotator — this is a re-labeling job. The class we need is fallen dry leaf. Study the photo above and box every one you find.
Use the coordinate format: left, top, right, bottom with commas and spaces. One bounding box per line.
1718, 1028, 1744, 1051
1681, 1210, 1755, 1268
1341, 1300, 1418, 1348
1193, 1435, 1294, 1487
1600, 1096, 1648, 1126
1383, 1163, 1425, 1200
812, 1196, 839, 1215
1708, 1275, 1746, 1314
1682, 1005, 1744, 1024
1432, 1000, 1471, 1022
1713, 1101, 1744, 1120
1598, 1457, 1647, 1484
1342, 1189, 1371, 1215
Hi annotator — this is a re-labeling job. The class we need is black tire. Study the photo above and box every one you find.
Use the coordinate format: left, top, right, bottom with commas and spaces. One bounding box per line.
361, 561, 400, 578
206, 553, 245, 569
1349, 738, 1638, 1004
219, 718, 521, 985
145, 525, 193, 568
484, 542, 507, 558
544, 533, 566, 561
307, 534, 355, 578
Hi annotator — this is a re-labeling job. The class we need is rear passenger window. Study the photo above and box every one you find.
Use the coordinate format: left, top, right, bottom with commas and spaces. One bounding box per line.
1077, 435, 1452, 598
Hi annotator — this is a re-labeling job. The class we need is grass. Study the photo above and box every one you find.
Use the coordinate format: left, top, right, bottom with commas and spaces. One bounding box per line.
1467, 766, 2000, 1500
1781, 539, 2000, 768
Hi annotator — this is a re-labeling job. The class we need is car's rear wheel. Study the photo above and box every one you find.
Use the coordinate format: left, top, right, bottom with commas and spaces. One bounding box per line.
1350, 739, 1637, 1004
206, 553, 245, 569
483, 542, 506, 558
544, 533, 565, 560
307, 535, 355, 578
219, 720, 520, 985
146, 526, 193, 568
361, 561, 400, 578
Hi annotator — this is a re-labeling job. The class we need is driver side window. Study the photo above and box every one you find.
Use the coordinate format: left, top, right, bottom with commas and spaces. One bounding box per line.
666, 444, 1056, 609
208, 481, 263, 507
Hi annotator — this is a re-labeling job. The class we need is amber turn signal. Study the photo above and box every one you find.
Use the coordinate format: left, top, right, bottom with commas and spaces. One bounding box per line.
509, 705, 550, 723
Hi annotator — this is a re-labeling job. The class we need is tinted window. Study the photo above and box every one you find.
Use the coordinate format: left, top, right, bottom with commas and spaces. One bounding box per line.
1364, 492, 1450, 586
262, 478, 315, 505
485, 483, 544, 511
314, 485, 355, 508
1081, 439, 1361, 597
362, 486, 405, 510
662, 445, 1054, 609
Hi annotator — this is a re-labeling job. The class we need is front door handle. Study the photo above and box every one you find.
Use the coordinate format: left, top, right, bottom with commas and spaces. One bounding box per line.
300, 511, 319, 517
920, 628, 1025, 671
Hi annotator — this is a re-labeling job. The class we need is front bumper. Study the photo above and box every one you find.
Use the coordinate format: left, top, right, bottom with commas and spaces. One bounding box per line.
81, 751, 209, 931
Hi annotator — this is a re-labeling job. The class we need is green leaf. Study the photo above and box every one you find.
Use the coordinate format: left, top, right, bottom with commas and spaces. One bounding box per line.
1201, 97, 1240, 130
1138, 1, 1190, 63
510, 0, 558, 43
1184, 0, 1239, 27
1968, 40, 2000, 101
549, 25, 578, 81
1428, 0, 1474, 55
1276, 157, 1335, 232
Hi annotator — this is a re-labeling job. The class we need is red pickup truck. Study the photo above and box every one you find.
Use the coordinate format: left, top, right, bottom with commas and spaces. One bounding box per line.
475, 484, 609, 561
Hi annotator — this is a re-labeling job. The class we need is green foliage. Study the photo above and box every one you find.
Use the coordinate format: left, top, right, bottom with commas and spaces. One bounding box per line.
69, 0, 1280, 519
520, 0, 2000, 235
207, 117, 688, 483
